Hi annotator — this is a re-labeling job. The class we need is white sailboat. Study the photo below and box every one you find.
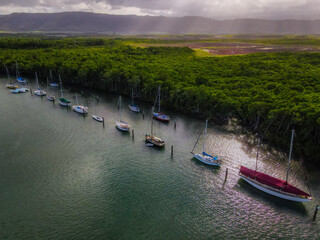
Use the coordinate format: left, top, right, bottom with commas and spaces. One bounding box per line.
116, 96, 130, 131
92, 95, 104, 122
34, 72, 47, 96
46, 77, 55, 101
153, 86, 170, 122
15, 61, 26, 83
72, 93, 88, 114
58, 75, 71, 107
191, 120, 221, 166
239, 130, 312, 202
5, 65, 18, 89
129, 88, 141, 112
145, 106, 165, 147
49, 70, 59, 87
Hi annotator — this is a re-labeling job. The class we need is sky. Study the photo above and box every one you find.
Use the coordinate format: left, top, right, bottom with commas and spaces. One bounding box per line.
0, 0, 320, 20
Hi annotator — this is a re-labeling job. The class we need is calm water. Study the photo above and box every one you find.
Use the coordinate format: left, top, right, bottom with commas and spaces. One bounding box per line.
1, 77, 320, 239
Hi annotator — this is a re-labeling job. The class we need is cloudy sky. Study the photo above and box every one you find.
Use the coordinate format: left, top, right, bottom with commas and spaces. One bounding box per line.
0, 0, 319, 20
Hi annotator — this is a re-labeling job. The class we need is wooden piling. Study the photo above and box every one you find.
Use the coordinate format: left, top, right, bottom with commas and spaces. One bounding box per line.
224, 168, 229, 182
174, 120, 176, 129
142, 111, 144, 120
30, 88, 32, 95
171, 145, 173, 158
102, 117, 105, 128
132, 129, 134, 139
313, 205, 319, 221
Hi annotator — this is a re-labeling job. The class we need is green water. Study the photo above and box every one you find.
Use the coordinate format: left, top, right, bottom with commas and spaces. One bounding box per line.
0, 78, 320, 239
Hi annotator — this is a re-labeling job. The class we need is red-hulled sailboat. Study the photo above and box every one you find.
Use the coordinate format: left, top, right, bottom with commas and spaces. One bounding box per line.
239, 130, 312, 203
152, 86, 170, 122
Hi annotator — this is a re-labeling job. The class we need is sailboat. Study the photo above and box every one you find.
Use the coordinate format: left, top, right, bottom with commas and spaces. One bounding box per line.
145, 107, 165, 147
239, 130, 312, 202
116, 96, 130, 131
153, 86, 170, 122
72, 93, 88, 114
92, 95, 104, 122
15, 61, 26, 83
49, 70, 59, 87
34, 72, 47, 96
46, 77, 55, 101
5, 65, 18, 89
191, 120, 221, 166
129, 88, 141, 112
58, 75, 71, 107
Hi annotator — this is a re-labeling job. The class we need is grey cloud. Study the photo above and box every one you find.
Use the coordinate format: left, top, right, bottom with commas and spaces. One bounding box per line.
0, 0, 320, 20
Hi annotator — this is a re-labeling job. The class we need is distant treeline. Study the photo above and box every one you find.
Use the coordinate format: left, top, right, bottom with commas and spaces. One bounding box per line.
1, 37, 320, 164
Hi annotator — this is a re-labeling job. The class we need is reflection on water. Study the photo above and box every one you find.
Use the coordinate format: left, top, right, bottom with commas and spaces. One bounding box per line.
0, 77, 319, 239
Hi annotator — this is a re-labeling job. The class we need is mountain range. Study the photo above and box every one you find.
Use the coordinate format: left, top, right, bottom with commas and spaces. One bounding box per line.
1, 12, 320, 34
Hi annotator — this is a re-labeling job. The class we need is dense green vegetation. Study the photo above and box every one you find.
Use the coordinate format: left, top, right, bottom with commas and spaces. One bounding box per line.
1, 37, 320, 164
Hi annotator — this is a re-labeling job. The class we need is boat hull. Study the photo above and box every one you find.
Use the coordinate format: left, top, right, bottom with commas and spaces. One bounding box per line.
192, 153, 221, 166
145, 135, 165, 147
47, 96, 55, 101
153, 112, 170, 122
59, 99, 71, 107
34, 90, 46, 96
116, 121, 130, 131
6, 84, 18, 89
92, 115, 103, 122
50, 83, 59, 87
72, 105, 88, 114
129, 104, 141, 113
16, 78, 26, 83
239, 175, 312, 202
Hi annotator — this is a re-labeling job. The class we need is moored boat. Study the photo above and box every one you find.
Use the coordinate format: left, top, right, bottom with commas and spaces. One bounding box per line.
145, 107, 165, 147
15, 61, 26, 83
72, 93, 88, 114
58, 74, 71, 107
191, 119, 221, 166
116, 96, 130, 131
92, 115, 104, 122
153, 86, 170, 122
129, 88, 141, 112
5, 65, 18, 89
239, 130, 312, 202
34, 72, 46, 96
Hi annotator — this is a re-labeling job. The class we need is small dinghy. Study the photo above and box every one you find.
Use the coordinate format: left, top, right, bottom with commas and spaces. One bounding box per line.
92, 115, 104, 122
47, 96, 55, 101
50, 82, 59, 87
146, 143, 154, 147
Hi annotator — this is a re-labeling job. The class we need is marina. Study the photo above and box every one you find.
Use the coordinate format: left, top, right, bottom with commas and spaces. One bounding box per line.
0, 76, 319, 239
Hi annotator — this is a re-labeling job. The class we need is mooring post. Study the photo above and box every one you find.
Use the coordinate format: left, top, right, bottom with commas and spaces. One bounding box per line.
313, 205, 319, 221
174, 120, 176, 129
30, 88, 32, 95
224, 168, 229, 182
53, 98, 55, 104
142, 111, 144, 120
171, 145, 173, 158
102, 117, 105, 128
132, 129, 134, 139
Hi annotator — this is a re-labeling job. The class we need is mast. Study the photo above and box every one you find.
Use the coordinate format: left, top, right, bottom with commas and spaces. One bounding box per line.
59, 74, 63, 98
46, 77, 49, 93
15, 61, 19, 79
285, 130, 295, 183
132, 88, 134, 105
158, 86, 161, 112
35, 72, 39, 88
151, 107, 154, 137
119, 96, 122, 122
255, 138, 261, 172
76, 93, 79, 105
50, 70, 53, 82
5, 65, 10, 83
202, 119, 208, 155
